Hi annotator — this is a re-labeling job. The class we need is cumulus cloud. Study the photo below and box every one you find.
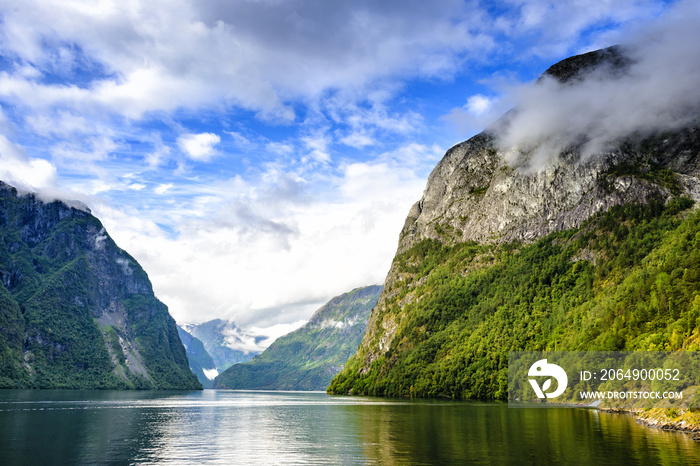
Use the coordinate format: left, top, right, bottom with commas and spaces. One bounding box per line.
493, 0, 668, 59
465, 94, 496, 116
0, 133, 59, 193
0, 0, 670, 142
221, 321, 307, 353
177, 132, 221, 162
494, 0, 700, 170
154, 183, 173, 195
0, 0, 491, 122
340, 132, 375, 149
93, 143, 441, 327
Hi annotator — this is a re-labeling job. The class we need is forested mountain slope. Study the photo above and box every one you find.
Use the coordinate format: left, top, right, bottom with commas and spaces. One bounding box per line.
0, 182, 201, 389
215, 285, 382, 391
328, 47, 700, 399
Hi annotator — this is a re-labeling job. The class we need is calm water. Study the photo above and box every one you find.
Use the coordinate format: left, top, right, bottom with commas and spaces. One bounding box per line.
0, 390, 698, 465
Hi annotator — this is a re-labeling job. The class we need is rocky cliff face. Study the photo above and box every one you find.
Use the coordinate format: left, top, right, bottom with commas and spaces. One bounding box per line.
177, 326, 217, 388
329, 48, 700, 397
0, 181, 201, 389
398, 48, 700, 254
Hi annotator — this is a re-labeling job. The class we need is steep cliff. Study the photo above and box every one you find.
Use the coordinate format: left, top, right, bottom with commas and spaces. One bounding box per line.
0, 182, 201, 389
398, 48, 699, 253
177, 326, 217, 388
328, 48, 700, 399
214, 285, 382, 391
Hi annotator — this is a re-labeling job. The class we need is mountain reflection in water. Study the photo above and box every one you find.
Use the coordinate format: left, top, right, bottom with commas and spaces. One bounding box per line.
1, 390, 698, 465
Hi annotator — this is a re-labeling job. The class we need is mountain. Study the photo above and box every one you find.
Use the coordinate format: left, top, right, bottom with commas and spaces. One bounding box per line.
177, 326, 217, 388
182, 319, 260, 373
214, 285, 382, 391
328, 48, 700, 399
0, 182, 201, 390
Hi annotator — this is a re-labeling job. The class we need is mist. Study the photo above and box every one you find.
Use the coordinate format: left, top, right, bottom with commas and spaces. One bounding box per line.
494, 0, 700, 171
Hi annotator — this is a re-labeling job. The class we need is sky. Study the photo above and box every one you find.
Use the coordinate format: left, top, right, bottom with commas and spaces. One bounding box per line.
0, 0, 689, 344
494, 1, 700, 172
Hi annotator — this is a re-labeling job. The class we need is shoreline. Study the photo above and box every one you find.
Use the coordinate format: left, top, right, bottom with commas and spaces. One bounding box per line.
598, 407, 700, 442
514, 394, 700, 442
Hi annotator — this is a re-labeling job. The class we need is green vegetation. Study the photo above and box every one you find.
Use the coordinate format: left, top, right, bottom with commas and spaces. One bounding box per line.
0, 183, 200, 390
215, 285, 382, 391
105, 325, 126, 365
469, 186, 489, 196
328, 196, 700, 399
599, 160, 683, 195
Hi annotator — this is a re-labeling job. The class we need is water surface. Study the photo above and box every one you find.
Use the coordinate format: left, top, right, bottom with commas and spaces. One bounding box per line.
1, 390, 698, 465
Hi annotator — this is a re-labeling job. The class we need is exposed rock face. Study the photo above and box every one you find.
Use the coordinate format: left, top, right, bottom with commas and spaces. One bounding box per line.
0, 181, 201, 389
351, 47, 700, 379
398, 130, 700, 254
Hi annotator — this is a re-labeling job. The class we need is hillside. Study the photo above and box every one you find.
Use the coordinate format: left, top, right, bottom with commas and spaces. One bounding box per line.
0, 182, 201, 390
214, 285, 382, 391
328, 47, 700, 399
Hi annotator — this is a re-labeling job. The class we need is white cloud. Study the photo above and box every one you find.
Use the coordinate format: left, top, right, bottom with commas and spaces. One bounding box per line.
0, 0, 669, 141
301, 134, 332, 165
145, 142, 171, 169
219, 320, 307, 353
495, 0, 668, 59
93, 143, 440, 328
52, 135, 118, 163
266, 142, 294, 156
177, 132, 221, 162
155, 183, 174, 195
340, 131, 375, 149
246, 321, 307, 351
466, 94, 496, 116
494, 0, 700, 170
441, 90, 515, 137
116, 257, 133, 276
26, 111, 92, 137
226, 131, 254, 149
0, 134, 59, 193
0, 0, 491, 123
317, 317, 361, 330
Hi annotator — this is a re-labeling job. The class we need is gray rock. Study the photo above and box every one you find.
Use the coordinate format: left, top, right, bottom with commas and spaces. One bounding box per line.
357, 47, 700, 370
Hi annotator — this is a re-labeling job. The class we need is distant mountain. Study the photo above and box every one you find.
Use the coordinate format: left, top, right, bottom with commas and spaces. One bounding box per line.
0, 181, 201, 389
214, 285, 382, 391
182, 319, 260, 373
177, 326, 217, 388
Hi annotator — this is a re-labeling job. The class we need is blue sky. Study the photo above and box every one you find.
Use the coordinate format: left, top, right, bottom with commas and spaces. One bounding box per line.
0, 0, 688, 346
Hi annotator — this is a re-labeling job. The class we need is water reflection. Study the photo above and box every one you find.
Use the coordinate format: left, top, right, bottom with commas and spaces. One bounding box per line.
355, 401, 700, 465
0, 390, 181, 464
0, 390, 698, 465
